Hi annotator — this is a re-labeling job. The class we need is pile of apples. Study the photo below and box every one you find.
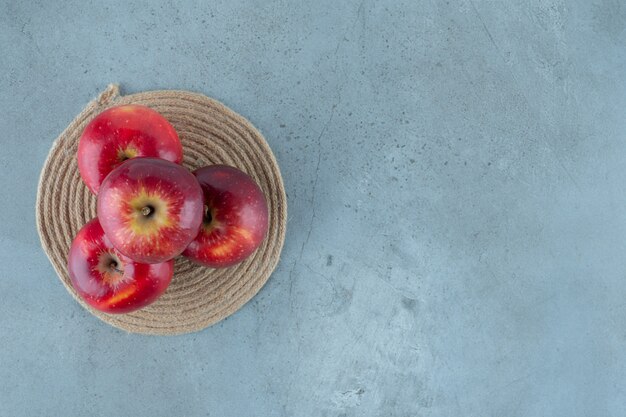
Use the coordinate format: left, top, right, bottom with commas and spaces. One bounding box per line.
68, 105, 269, 314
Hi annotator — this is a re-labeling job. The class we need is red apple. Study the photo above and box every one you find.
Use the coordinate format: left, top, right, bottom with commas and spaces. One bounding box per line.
183, 165, 269, 268
97, 157, 204, 263
78, 104, 183, 194
68, 218, 173, 314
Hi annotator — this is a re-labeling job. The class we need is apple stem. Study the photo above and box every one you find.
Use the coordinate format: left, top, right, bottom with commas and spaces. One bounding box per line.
141, 206, 152, 217
204, 205, 212, 224
109, 261, 122, 274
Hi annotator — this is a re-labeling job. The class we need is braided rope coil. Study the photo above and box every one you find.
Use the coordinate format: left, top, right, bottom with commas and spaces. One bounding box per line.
36, 84, 287, 335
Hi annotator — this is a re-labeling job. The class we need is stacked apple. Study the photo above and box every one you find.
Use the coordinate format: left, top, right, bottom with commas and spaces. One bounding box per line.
68, 105, 269, 313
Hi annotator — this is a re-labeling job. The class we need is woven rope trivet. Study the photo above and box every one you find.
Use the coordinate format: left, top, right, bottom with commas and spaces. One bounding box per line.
36, 84, 287, 335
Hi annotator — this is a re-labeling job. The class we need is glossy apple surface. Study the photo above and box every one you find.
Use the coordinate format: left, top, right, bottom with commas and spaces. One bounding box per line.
97, 157, 204, 263
78, 104, 183, 194
183, 165, 269, 268
68, 218, 173, 314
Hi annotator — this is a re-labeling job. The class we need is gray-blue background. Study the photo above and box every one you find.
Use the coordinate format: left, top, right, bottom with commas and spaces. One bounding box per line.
2, 0, 626, 415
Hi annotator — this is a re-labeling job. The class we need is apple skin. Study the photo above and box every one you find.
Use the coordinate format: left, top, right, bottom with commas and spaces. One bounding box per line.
78, 104, 183, 195
183, 165, 269, 268
97, 157, 204, 264
68, 218, 173, 314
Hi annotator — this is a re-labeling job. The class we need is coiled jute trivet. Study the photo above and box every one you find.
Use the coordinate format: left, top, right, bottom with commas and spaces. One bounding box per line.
36, 84, 287, 335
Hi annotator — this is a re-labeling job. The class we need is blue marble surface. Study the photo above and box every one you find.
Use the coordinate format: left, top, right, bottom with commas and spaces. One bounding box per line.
2, 0, 626, 415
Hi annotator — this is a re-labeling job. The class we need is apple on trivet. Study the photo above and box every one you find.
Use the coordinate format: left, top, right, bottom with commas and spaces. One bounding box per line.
183, 165, 269, 268
77, 104, 183, 195
97, 157, 204, 264
67, 105, 269, 314
68, 218, 174, 314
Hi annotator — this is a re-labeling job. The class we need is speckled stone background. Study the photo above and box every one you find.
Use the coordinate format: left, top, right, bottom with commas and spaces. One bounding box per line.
2, 0, 626, 415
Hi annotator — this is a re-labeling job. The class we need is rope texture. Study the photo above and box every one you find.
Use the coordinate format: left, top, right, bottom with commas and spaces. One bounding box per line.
35, 84, 287, 335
